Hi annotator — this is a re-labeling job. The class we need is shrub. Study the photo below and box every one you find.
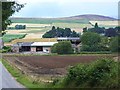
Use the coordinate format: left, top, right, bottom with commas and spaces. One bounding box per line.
57, 58, 119, 88
110, 36, 120, 52
51, 41, 73, 54
2, 46, 12, 53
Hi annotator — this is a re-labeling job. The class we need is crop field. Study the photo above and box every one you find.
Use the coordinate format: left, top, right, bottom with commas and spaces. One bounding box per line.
4, 19, 118, 44
53, 23, 92, 28
6, 23, 52, 40
7, 23, 51, 28
3, 55, 116, 76
5, 22, 92, 41
90, 21, 119, 28
3, 34, 26, 43
10, 18, 90, 24
52, 23, 93, 33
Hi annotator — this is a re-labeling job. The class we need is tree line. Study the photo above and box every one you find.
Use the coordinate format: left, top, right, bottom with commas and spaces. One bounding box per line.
83, 23, 119, 37
42, 26, 80, 38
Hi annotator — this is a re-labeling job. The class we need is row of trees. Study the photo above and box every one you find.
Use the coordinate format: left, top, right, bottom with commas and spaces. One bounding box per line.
43, 26, 79, 38
83, 23, 119, 37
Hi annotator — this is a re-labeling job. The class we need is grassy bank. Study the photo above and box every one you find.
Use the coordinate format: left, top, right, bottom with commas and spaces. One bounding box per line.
2, 59, 51, 90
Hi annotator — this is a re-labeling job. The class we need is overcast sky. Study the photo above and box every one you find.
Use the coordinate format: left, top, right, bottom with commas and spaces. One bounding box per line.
12, 0, 119, 18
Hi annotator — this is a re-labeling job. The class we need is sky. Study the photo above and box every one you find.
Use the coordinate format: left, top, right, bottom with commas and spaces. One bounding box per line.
12, 0, 119, 18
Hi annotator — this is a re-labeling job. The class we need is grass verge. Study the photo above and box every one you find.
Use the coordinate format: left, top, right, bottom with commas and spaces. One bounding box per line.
2, 59, 51, 90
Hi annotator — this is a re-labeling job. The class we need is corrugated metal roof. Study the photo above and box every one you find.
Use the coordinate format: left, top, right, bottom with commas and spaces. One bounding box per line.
13, 42, 33, 47
31, 42, 58, 46
22, 42, 33, 46
57, 37, 80, 40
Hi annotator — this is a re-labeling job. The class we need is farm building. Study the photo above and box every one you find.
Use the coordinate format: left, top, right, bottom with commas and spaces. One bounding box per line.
12, 37, 81, 53
12, 42, 58, 53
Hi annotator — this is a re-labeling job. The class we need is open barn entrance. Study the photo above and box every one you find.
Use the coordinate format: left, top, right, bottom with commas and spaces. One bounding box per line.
36, 46, 43, 52
21, 46, 31, 52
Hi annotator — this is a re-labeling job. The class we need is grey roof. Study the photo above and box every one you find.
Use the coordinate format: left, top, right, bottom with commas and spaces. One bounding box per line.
31, 42, 58, 46
21, 42, 33, 46
13, 42, 33, 47
57, 37, 80, 40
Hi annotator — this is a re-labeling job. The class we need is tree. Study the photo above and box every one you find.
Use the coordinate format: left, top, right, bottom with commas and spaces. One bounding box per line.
94, 23, 98, 28
42, 26, 79, 38
110, 36, 120, 52
51, 43, 58, 53
51, 41, 73, 54
2, 2, 24, 35
52, 26, 55, 30
83, 27, 87, 33
105, 28, 117, 37
81, 32, 101, 51
100, 36, 110, 51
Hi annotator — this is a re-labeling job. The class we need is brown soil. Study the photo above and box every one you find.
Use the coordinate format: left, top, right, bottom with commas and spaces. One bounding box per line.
3, 55, 116, 76
17, 56, 102, 69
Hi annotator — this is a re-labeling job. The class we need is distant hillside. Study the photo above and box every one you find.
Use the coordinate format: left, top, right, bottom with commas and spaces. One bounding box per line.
62, 14, 117, 21
10, 14, 116, 24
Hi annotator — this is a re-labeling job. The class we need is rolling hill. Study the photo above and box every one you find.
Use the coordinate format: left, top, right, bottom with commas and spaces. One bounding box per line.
10, 14, 117, 24
65, 14, 116, 21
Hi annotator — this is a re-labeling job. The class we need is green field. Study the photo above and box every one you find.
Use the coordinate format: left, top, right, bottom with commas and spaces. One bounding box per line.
3, 34, 26, 42
10, 18, 90, 24
53, 23, 92, 29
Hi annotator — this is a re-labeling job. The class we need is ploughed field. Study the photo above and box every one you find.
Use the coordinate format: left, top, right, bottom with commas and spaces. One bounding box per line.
17, 56, 103, 68
3, 55, 116, 76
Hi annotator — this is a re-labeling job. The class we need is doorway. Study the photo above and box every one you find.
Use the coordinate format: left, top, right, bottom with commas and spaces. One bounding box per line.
36, 46, 43, 52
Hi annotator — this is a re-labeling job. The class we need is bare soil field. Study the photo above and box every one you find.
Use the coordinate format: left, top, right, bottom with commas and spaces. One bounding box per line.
3, 55, 116, 76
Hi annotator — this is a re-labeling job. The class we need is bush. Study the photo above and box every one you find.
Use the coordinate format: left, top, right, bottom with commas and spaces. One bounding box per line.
110, 36, 120, 52
2, 46, 12, 53
51, 41, 73, 54
57, 58, 119, 88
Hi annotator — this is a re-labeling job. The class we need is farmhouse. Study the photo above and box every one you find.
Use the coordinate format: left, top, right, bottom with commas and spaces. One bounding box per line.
12, 42, 58, 53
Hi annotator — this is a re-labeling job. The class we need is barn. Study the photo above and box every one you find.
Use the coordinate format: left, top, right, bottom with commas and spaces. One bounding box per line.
12, 37, 81, 53
12, 42, 58, 53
